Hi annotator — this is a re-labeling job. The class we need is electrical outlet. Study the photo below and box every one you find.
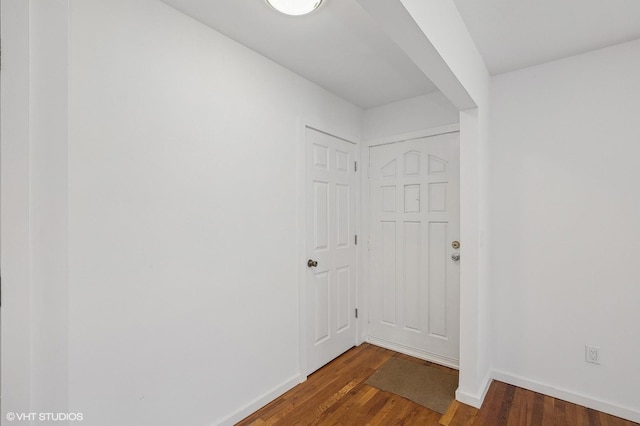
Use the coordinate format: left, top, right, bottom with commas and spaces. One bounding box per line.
585, 345, 600, 364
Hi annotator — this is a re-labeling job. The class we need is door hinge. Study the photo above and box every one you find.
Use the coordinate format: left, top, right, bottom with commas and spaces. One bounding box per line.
354, 161, 358, 172
355, 235, 358, 245
355, 308, 358, 319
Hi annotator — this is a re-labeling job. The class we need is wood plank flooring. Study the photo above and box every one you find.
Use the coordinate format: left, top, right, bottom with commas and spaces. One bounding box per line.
236, 343, 638, 425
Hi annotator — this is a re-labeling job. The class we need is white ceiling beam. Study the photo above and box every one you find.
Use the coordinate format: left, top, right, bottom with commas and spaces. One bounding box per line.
356, 0, 477, 111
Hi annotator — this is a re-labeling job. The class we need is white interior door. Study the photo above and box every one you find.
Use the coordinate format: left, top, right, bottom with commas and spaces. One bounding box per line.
368, 132, 460, 367
306, 127, 357, 374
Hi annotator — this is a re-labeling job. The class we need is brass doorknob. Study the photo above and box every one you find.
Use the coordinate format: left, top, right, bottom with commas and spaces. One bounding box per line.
307, 259, 318, 268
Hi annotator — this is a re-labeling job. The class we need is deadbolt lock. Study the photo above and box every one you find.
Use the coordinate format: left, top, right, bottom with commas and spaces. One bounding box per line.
452, 241, 460, 249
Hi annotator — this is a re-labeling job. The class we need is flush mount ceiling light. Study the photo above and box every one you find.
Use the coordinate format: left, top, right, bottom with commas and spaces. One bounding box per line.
266, 0, 324, 16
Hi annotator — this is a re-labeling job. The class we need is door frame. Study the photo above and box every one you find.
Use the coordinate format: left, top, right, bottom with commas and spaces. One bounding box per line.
297, 120, 361, 380
1, 0, 34, 417
360, 123, 461, 364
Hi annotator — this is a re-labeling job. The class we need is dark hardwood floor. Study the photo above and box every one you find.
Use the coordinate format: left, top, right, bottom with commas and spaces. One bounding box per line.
236, 343, 638, 425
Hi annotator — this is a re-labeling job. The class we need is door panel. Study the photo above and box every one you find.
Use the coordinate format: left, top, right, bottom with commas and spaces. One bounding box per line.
306, 128, 356, 374
369, 132, 460, 366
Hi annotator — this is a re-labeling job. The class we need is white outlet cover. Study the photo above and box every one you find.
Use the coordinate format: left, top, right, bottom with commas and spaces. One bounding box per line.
585, 345, 600, 364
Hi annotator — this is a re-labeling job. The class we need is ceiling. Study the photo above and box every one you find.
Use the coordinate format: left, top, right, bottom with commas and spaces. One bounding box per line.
160, 0, 439, 109
160, 0, 640, 106
453, 0, 640, 75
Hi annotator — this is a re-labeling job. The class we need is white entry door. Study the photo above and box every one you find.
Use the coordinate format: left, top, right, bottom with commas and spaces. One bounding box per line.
368, 132, 460, 367
306, 127, 357, 374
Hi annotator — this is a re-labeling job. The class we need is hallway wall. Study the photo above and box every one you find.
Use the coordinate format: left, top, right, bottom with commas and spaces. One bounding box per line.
490, 38, 640, 422
362, 91, 459, 141
68, 0, 361, 424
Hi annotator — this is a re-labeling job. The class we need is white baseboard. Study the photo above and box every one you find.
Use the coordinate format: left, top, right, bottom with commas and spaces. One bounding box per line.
366, 336, 459, 369
493, 370, 640, 424
455, 370, 493, 409
212, 374, 302, 426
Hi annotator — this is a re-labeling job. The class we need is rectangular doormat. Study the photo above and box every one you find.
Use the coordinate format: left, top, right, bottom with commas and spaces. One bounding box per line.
365, 357, 458, 414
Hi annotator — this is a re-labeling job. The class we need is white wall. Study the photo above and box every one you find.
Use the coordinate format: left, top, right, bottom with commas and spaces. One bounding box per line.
68, 0, 361, 425
362, 91, 459, 141
490, 38, 640, 422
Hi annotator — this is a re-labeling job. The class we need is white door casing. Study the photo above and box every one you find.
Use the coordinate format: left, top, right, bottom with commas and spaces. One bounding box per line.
305, 127, 357, 374
368, 132, 460, 367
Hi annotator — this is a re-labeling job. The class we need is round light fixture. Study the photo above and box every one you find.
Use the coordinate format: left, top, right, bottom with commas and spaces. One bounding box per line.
266, 0, 324, 16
